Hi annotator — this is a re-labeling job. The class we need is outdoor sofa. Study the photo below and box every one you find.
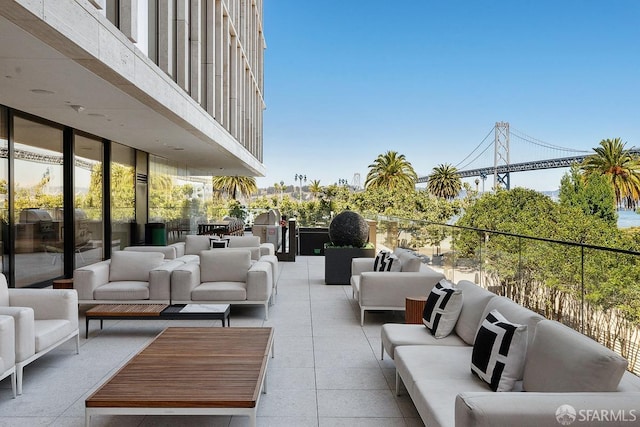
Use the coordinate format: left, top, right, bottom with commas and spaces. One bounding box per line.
170, 249, 273, 319
382, 279, 640, 427
0, 275, 78, 395
350, 248, 444, 325
73, 251, 184, 304
0, 314, 16, 398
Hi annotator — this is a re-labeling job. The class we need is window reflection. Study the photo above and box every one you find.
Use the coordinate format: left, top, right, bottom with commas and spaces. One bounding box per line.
74, 134, 103, 267
111, 142, 135, 250
13, 116, 64, 287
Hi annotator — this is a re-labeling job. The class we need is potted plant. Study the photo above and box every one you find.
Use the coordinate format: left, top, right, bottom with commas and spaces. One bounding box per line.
324, 210, 375, 285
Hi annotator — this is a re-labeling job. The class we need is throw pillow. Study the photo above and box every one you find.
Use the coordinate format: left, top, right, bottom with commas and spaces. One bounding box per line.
471, 309, 528, 392
422, 279, 463, 338
373, 250, 401, 272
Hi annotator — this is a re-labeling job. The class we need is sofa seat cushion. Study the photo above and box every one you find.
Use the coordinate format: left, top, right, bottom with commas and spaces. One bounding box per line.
523, 319, 628, 392
109, 251, 164, 282
413, 377, 489, 427
395, 345, 473, 396
176, 254, 200, 263
381, 324, 466, 359
185, 235, 211, 255
34, 319, 73, 353
93, 281, 149, 300
192, 282, 247, 301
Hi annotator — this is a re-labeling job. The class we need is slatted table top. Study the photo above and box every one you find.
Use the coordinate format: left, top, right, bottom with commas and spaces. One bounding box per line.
86, 327, 274, 409
86, 304, 169, 317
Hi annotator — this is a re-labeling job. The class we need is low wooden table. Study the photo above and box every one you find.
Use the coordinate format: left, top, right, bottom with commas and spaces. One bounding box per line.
405, 296, 428, 324
85, 327, 274, 427
52, 278, 74, 289
85, 304, 231, 338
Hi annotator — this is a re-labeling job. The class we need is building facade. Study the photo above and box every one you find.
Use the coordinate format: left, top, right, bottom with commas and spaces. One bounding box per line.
0, 0, 265, 287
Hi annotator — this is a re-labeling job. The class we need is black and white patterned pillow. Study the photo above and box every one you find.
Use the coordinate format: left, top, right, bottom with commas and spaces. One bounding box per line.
471, 309, 528, 392
373, 250, 401, 272
422, 279, 463, 338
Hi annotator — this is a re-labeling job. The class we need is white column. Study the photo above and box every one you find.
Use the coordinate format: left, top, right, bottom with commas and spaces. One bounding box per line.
176, 0, 190, 91
119, 0, 139, 42
214, 0, 224, 121
158, 1, 175, 78
190, 0, 202, 103
229, 35, 238, 137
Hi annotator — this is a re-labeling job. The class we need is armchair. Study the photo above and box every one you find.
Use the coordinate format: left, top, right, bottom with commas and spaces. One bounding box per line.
0, 275, 78, 395
74, 251, 183, 304
171, 249, 273, 319
0, 315, 16, 398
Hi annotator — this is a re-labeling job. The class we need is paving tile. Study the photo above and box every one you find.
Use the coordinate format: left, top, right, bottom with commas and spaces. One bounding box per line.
317, 389, 402, 417
319, 417, 407, 427
315, 367, 389, 390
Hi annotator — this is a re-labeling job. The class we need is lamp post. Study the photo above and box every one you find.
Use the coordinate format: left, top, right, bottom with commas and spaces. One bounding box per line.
295, 174, 306, 201
480, 172, 487, 193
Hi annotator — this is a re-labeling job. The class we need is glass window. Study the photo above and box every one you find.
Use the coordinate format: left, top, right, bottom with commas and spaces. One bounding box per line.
13, 116, 64, 287
111, 142, 135, 250
74, 134, 103, 267
0, 108, 7, 276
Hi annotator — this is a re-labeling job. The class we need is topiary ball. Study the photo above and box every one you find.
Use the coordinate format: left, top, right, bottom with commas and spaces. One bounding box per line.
329, 210, 369, 247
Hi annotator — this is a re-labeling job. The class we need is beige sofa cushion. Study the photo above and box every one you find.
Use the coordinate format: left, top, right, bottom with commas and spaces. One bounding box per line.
200, 250, 251, 283
523, 320, 628, 392
109, 251, 164, 282
185, 235, 211, 255
394, 248, 422, 272
454, 280, 497, 345
124, 245, 176, 259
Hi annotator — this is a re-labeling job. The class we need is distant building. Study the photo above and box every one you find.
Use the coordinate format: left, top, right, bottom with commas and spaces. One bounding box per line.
0, 0, 265, 287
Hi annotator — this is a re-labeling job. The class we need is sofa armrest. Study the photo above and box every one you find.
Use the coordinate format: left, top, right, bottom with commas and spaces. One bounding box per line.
170, 262, 201, 301
0, 306, 34, 362
455, 392, 640, 427
9, 289, 78, 330
170, 242, 185, 258
149, 260, 184, 301
0, 315, 15, 368
246, 261, 273, 301
359, 271, 444, 307
260, 243, 275, 256
73, 260, 110, 300
351, 257, 376, 276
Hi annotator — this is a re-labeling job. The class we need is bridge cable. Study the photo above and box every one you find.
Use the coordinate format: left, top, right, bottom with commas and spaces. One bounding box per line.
510, 127, 590, 153
454, 127, 495, 169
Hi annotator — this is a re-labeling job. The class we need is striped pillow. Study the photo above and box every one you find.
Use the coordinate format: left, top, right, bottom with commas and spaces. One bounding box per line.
422, 280, 463, 338
373, 250, 401, 272
471, 309, 528, 392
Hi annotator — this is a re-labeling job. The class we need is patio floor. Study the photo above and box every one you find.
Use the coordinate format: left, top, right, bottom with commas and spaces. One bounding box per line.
0, 256, 424, 426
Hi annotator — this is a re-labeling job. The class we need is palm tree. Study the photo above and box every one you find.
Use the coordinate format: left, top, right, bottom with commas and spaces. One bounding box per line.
581, 138, 640, 209
308, 180, 322, 200
427, 164, 462, 200
364, 151, 417, 191
211, 176, 257, 200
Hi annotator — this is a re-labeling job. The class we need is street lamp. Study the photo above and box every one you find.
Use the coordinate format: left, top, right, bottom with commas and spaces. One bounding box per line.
294, 174, 306, 201
479, 172, 487, 193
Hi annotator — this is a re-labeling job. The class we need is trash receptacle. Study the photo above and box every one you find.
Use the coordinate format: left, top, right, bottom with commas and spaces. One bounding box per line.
145, 222, 167, 246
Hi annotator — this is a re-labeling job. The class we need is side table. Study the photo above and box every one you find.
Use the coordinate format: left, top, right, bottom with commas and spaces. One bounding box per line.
53, 278, 74, 290
405, 296, 428, 324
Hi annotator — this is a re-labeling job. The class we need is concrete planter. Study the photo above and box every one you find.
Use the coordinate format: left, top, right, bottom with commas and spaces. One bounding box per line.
324, 246, 375, 285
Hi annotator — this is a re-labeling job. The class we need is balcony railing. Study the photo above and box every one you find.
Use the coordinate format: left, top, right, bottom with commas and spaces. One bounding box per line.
368, 215, 640, 375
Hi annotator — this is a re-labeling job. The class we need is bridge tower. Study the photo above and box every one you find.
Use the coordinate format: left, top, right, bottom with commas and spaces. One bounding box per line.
494, 121, 510, 189
352, 173, 361, 190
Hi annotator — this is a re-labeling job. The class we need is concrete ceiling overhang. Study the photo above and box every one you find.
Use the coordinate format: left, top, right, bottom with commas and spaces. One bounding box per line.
0, 1, 265, 178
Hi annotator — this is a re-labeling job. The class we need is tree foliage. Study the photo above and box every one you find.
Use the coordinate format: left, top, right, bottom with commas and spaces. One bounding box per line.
559, 165, 617, 226
364, 151, 417, 191
581, 138, 640, 209
427, 163, 462, 200
212, 176, 257, 200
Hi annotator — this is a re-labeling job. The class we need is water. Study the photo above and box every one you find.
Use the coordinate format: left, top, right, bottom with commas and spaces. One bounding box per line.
617, 210, 640, 229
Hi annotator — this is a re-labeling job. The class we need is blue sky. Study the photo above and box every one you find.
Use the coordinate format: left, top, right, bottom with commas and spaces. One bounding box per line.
257, 0, 640, 192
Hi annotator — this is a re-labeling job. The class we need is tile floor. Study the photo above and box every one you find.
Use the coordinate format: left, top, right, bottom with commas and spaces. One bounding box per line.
0, 256, 424, 426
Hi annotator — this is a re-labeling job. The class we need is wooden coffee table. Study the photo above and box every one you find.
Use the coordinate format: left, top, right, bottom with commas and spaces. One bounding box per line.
85, 327, 274, 427
85, 303, 231, 338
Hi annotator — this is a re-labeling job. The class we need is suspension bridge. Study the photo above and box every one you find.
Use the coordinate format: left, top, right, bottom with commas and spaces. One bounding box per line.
417, 122, 640, 189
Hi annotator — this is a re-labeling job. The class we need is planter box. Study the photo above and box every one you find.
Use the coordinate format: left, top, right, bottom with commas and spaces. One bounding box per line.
324, 246, 375, 285
299, 227, 330, 255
